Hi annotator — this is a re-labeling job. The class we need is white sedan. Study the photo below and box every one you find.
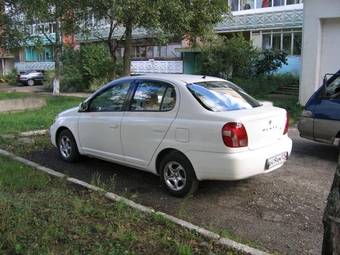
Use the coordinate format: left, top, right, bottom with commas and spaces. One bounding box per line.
50, 74, 292, 197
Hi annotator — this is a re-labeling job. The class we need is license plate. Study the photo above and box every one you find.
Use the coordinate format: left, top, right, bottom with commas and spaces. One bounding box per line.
265, 152, 288, 170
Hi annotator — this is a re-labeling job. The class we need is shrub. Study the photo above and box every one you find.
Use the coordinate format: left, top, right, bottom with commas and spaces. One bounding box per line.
200, 35, 257, 79
42, 70, 55, 91
80, 43, 114, 83
60, 44, 121, 92
4, 69, 18, 86
232, 73, 299, 98
254, 49, 288, 76
89, 77, 111, 92
200, 35, 288, 79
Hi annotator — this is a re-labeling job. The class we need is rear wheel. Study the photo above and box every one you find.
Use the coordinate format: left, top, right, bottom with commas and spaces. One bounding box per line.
27, 79, 34, 86
159, 152, 198, 197
57, 129, 80, 162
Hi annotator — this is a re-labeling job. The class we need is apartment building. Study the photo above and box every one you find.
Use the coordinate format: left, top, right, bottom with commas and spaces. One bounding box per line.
14, 0, 303, 75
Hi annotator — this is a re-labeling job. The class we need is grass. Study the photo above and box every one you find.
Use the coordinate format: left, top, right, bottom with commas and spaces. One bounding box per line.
0, 91, 33, 100
0, 155, 240, 255
0, 93, 82, 134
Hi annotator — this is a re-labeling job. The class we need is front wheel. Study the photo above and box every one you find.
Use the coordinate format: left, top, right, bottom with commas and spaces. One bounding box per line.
159, 152, 198, 197
27, 79, 34, 86
57, 129, 80, 162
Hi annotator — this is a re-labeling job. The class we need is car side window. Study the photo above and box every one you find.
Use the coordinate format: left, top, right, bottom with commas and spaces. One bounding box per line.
161, 86, 176, 111
88, 82, 130, 112
326, 76, 340, 99
130, 81, 176, 111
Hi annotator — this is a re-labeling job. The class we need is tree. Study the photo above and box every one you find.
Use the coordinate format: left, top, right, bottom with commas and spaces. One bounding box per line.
15, 0, 83, 95
85, 0, 229, 76
200, 35, 257, 78
0, 1, 28, 52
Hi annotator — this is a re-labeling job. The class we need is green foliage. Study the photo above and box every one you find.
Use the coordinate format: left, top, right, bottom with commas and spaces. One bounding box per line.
254, 49, 288, 76
42, 70, 55, 91
4, 69, 18, 86
89, 77, 111, 92
80, 43, 115, 82
0, 94, 82, 134
0, 155, 239, 255
200, 35, 257, 79
61, 44, 121, 92
232, 74, 299, 98
200, 35, 288, 79
85, 0, 229, 75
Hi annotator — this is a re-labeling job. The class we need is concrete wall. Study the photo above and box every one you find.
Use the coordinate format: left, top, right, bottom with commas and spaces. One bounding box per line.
276, 56, 301, 76
300, 0, 340, 105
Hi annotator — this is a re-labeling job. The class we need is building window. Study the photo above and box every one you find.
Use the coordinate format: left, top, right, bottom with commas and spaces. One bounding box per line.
262, 34, 271, 49
240, 0, 254, 10
136, 46, 147, 58
273, 0, 284, 7
261, 30, 302, 55
272, 33, 281, 51
230, 0, 302, 11
282, 32, 292, 54
293, 32, 302, 55
287, 0, 303, 4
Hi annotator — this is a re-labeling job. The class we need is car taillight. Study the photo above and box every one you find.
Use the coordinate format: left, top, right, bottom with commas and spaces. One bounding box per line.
222, 122, 248, 148
283, 112, 289, 135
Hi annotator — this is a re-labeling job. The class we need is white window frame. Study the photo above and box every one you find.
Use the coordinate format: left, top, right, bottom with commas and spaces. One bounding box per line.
261, 29, 302, 55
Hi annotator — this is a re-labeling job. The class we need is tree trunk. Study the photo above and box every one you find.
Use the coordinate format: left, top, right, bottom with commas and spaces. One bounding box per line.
108, 39, 117, 78
53, 21, 61, 96
123, 20, 132, 76
322, 152, 340, 254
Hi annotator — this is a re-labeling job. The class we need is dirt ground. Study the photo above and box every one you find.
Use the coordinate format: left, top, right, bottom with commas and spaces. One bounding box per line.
26, 129, 338, 254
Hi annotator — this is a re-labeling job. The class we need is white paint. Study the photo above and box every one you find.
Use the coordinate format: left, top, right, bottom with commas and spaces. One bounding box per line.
300, 0, 340, 105
0, 148, 270, 255
20, 129, 48, 137
50, 74, 292, 182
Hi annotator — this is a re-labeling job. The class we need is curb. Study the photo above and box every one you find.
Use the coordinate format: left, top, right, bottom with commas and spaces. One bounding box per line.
20, 129, 48, 137
0, 148, 270, 255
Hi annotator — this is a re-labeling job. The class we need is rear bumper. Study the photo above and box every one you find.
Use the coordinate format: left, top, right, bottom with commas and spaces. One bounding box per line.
186, 136, 292, 181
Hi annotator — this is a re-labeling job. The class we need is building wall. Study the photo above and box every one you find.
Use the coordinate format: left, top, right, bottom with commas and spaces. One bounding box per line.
300, 0, 340, 105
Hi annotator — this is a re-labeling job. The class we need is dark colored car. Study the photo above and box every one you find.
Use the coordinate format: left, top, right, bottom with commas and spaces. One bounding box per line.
17, 70, 44, 86
298, 69, 340, 148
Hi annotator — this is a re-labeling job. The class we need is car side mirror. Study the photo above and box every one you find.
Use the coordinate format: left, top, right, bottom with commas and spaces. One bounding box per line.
78, 101, 89, 112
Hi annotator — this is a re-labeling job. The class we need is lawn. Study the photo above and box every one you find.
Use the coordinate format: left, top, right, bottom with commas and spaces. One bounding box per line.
0, 91, 32, 100
0, 155, 239, 255
0, 93, 82, 134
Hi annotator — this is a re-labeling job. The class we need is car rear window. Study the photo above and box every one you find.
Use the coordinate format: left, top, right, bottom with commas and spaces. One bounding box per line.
187, 81, 261, 112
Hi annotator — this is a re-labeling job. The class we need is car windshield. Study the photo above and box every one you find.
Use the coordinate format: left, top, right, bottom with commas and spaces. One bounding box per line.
187, 81, 261, 112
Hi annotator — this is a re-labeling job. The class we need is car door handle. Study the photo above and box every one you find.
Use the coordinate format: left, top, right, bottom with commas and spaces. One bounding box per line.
109, 124, 119, 129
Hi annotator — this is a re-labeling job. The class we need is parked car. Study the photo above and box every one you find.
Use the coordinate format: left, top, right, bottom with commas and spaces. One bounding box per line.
298, 69, 340, 147
17, 70, 44, 86
50, 74, 292, 197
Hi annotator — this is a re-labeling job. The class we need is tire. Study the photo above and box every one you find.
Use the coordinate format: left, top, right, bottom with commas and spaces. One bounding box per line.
57, 129, 80, 162
159, 151, 199, 197
27, 79, 34, 86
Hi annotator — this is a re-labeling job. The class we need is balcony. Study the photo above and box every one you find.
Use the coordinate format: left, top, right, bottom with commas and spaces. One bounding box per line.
216, 3, 303, 32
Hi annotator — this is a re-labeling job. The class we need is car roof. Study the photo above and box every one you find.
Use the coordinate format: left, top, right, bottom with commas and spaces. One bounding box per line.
133, 73, 226, 85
